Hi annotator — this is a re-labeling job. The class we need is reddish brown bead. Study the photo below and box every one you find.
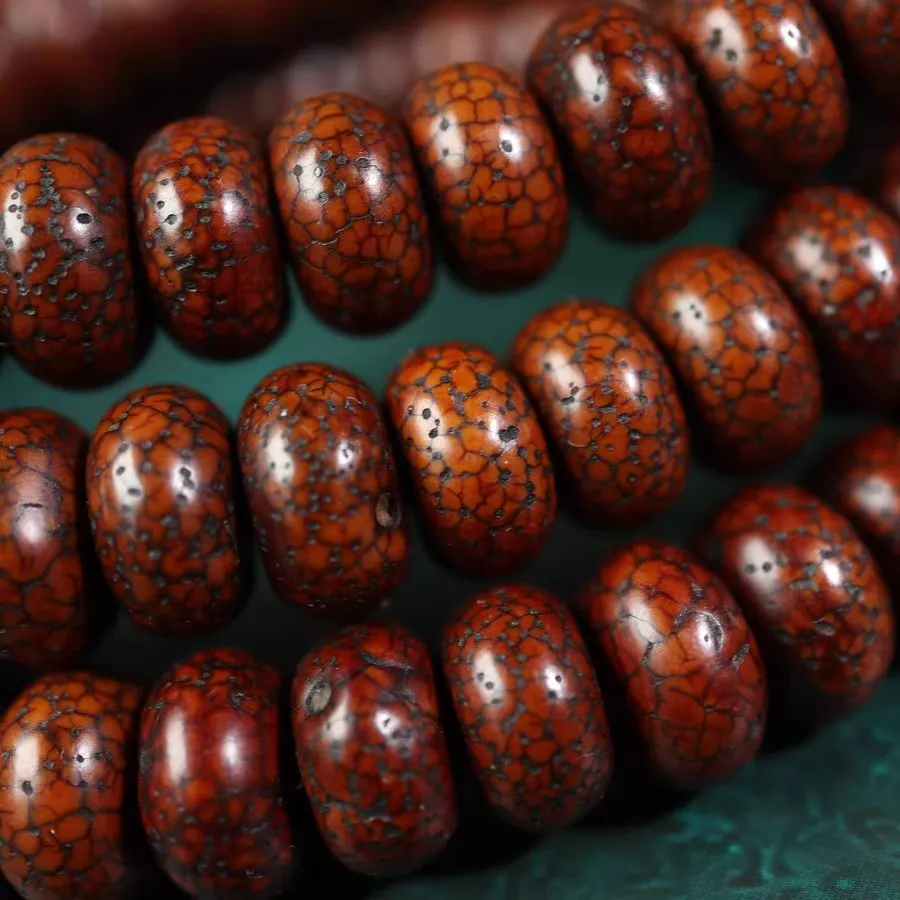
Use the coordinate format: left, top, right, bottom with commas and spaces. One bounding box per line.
744, 186, 900, 408
0, 409, 89, 669
818, 425, 900, 593
443, 584, 612, 832
139, 648, 297, 899
87, 385, 243, 636
512, 300, 688, 526
0, 672, 142, 900
527, 2, 712, 241
872, 138, 900, 223
661, 0, 848, 184
386, 342, 556, 576
0, 133, 139, 387
403, 62, 568, 289
631, 245, 821, 472
269, 92, 433, 333
698, 484, 896, 723
133, 116, 284, 358
579, 540, 767, 790
237, 363, 409, 617
292, 622, 457, 877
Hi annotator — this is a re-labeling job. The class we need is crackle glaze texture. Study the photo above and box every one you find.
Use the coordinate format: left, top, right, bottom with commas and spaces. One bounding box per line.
292, 622, 457, 877
0, 133, 139, 387
443, 584, 613, 832
527, 2, 712, 241
0, 672, 142, 900
269, 92, 433, 333
0, 409, 89, 669
386, 342, 556, 576
579, 541, 767, 789
698, 485, 895, 723
133, 116, 284, 358
662, 0, 848, 184
631, 245, 821, 472
819, 426, 900, 593
87, 385, 243, 636
512, 300, 688, 525
139, 648, 296, 899
744, 186, 900, 408
403, 62, 568, 289
238, 363, 409, 617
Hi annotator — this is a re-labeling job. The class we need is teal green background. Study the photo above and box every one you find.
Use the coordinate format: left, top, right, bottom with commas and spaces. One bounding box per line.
0, 163, 896, 899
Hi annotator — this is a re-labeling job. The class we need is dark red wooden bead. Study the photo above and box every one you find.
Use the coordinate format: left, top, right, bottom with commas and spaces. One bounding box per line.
744, 185, 900, 409
133, 116, 284, 359
818, 425, 900, 593
238, 363, 408, 617
631, 245, 821, 472
386, 342, 556, 576
0, 133, 140, 387
403, 62, 568, 290
662, 0, 848, 184
139, 648, 297, 899
291, 622, 457, 877
87, 385, 243, 636
512, 300, 688, 526
579, 540, 767, 790
527, 2, 712, 241
698, 484, 896, 724
269, 92, 433, 333
0, 672, 143, 900
0, 409, 89, 669
443, 584, 612, 832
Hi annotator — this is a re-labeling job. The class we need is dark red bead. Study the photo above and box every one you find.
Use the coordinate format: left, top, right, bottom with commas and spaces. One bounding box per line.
269, 93, 433, 333
237, 363, 409, 617
291, 622, 457, 877
744, 185, 900, 409
0, 409, 89, 669
403, 62, 568, 289
133, 116, 284, 359
579, 540, 767, 790
662, 0, 848, 184
139, 648, 297, 899
698, 484, 896, 724
443, 584, 613, 832
872, 137, 900, 222
386, 342, 556, 576
631, 245, 821, 472
0, 672, 143, 900
87, 385, 243, 636
0, 133, 140, 387
527, 2, 712, 240
512, 300, 688, 525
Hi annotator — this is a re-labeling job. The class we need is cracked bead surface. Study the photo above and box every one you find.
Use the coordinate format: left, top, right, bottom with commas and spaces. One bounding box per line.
0, 409, 89, 669
269, 92, 433, 333
744, 185, 900, 408
443, 584, 612, 832
662, 0, 848, 184
512, 300, 688, 526
87, 385, 243, 636
292, 622, 457, 877
238, 363, 408, 617
527, 2, 712, 240
0, 133, 139, 387
579, 540, 767, 789
133, 116, 284, 359
386, 342, 556, 576
631, 245, 821, 472
819, 425, 900, 594
403, 62, 568, 289
139, 648, 297, 899
0, 672, 142, 900
698, 484, 895, 724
